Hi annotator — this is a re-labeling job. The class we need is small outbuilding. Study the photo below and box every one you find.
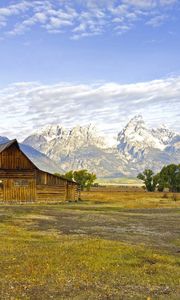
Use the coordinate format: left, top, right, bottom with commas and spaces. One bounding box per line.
0, 139, 78, 203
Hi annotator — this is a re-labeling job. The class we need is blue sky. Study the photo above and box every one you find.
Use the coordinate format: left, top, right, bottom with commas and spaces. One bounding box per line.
0, 0, 180, 139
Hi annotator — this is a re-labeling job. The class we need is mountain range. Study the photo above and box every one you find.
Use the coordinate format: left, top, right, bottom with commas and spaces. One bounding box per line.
21, 115, 180, 178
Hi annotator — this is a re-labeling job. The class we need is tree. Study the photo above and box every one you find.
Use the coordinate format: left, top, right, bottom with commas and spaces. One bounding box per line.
137, 164, 180, 193
64, 169, 96, 191
63, 170, 74, 181
137, 169, 157, 192
157, 164, 180, 192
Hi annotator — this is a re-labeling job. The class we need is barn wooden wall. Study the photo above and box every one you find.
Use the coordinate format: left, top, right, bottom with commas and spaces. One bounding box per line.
36, 170, 78, 202
0, 174, 78, 203
36, 170, 66, 185
3, 179, 36, 202
36, 185, 67, 202
0, 144, 34, 170
0, 143, 78, 203
0, 170, 36, 203
36, 170, 66, 202
0, 188, 3, 202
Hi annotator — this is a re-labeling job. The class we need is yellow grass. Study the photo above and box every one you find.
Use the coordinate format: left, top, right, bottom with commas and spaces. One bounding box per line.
0, 220, 180, 299
81, 191, 180, 209
0, 191, 179, 299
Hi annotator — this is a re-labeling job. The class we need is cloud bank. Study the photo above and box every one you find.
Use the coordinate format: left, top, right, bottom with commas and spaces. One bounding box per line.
0, 77, 179, 140
0, 0, 177, 39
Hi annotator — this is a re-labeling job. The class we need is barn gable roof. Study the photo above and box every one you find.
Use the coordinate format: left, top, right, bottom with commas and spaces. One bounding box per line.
0, 139, 76, 184
0, 139, 20, 154
0, 139, 39, 170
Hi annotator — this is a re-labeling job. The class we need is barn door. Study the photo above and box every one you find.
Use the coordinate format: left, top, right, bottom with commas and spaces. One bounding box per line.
3, 179, 36, 202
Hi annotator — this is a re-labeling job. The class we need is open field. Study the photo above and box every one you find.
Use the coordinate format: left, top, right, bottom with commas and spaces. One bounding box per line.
81, 191, 180, 208
95, 177, 143, 186
0, 192, 180, 299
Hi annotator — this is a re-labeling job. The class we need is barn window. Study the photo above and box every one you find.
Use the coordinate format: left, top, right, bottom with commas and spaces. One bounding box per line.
14, 180, 29, 187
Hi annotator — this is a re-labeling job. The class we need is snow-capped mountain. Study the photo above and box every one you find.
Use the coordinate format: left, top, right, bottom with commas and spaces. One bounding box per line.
117, 116, 180, 175
117, 115, 165, 160
24, 124, 109, 161
152, 125, 176, 145
22, 115, 180, 177
23, 124, 127, 177
117, 115, 179, 157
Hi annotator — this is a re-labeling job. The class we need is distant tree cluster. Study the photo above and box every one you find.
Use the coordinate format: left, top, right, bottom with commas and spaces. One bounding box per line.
55, 169, 97, 191
137, 164, 180, 192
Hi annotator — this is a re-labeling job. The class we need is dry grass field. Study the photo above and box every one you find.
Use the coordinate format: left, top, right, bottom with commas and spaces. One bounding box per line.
0, 191, 180, 299
81, 190, 180, 208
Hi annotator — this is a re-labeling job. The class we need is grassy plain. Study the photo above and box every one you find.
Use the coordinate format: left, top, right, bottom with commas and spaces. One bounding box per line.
95, 177, 142, 186
0, 191, 180, 299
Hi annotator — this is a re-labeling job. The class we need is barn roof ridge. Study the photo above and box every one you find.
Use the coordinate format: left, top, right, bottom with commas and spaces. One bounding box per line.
0, 139, 19, 154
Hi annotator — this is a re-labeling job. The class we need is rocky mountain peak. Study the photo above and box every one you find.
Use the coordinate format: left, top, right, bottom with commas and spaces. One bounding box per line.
69, 123, 97, 137
128, 114, 144, 124
36, 124, 68, 141
120, 114, 148, 139
22, 116, 180, 177
23, 123, 108, 163
152, 125, 176, 145
117, 115, 166, 159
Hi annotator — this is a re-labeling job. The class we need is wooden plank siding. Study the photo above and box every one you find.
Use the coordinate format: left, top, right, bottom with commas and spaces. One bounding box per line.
36, 170, 66, 186
0, 188, 3, 202
0, 144, 35, 170
0, 140, 78, 203
36, 185, 67, 202
36, 170, 68, 202
36, 171, 78, 202
0, 170, 36, 179
2, 179, 36, 203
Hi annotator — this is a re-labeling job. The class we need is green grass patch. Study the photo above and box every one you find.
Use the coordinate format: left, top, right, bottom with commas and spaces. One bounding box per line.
0, 197, 180, 299
0, 223, 180, 299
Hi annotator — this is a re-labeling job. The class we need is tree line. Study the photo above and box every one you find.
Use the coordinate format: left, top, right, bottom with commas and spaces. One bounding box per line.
55, 169, 97, 191
137, 164, 180, 192
55, 164, 180, 193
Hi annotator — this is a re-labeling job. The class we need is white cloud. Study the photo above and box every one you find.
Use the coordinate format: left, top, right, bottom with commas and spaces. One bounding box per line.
160, 0, 177, 4
0, 0, 177, 39
122, 0, 157, 9
146, 15, 167, 27
0, 77, 179, 140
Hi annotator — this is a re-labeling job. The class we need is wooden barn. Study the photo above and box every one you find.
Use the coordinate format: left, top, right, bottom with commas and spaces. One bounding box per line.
0, 139, 78, 203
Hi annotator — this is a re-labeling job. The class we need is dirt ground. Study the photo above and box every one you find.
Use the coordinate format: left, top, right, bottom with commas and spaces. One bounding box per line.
1, 202, 180, 254
0, 193, 179, 299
